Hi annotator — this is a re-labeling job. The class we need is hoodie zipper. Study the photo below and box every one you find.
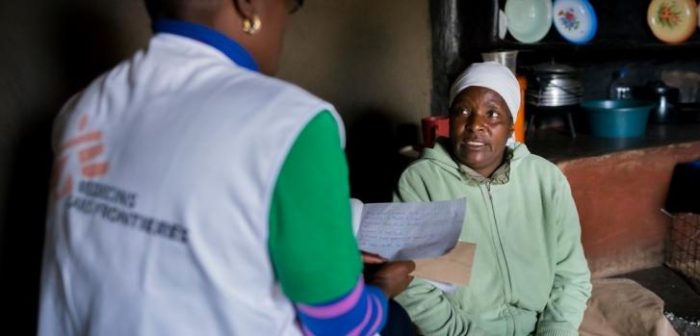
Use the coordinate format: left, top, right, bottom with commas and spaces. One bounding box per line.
485, 181, 514, 307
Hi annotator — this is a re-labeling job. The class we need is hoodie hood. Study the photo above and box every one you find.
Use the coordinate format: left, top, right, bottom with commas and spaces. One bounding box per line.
420, 138, 531, 184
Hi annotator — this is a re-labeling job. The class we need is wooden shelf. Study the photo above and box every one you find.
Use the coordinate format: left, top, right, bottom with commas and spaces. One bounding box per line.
494, 38, 700, 53
476, 0, 700, 57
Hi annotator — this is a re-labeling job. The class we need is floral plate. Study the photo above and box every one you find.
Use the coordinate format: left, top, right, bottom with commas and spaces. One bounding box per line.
552, 0, 597, 44
647, 0, 698, 44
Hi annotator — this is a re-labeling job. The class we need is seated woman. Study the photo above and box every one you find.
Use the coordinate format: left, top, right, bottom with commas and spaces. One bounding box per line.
394, 62, 592, 336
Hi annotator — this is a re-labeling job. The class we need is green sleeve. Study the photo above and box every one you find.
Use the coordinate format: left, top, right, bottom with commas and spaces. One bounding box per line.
268, 110, 362, 305
393, 169, 488, 336
535, 176, 592, 336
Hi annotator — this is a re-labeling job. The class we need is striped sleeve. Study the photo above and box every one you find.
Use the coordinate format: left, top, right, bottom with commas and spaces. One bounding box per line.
268, 111, 387, 335
296, 277, 387, 336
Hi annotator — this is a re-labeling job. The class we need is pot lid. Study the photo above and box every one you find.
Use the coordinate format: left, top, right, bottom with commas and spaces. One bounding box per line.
647, 80, 680, 94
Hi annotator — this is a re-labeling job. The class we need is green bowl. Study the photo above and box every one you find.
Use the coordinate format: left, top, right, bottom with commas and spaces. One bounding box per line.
581, 100, 654, 138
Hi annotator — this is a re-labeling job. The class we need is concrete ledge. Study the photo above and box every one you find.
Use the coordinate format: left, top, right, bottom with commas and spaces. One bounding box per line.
558, 141, 700, 277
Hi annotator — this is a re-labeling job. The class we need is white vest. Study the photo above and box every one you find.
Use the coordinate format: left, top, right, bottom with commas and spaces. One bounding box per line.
39, 33, 343, 336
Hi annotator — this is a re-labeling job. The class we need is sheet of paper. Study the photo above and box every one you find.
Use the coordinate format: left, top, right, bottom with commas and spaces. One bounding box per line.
356, 198, 466, 260
412, 241, 476, 286
350, 198, 363, 236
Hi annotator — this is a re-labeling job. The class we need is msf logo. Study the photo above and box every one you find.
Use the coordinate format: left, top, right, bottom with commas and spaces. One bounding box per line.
50, 115, 110, 200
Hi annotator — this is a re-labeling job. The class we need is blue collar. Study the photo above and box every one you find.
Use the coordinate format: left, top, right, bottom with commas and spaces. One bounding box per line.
152, 19, 259, 72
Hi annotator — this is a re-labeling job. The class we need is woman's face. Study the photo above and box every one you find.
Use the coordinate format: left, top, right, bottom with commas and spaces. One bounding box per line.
449, 86, 514, 177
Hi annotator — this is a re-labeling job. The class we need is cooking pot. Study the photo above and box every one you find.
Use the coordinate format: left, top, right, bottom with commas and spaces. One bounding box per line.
526, 63, 583, 107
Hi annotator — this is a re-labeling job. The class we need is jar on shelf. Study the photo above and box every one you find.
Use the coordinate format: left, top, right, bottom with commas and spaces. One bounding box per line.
609, 68, 633, 100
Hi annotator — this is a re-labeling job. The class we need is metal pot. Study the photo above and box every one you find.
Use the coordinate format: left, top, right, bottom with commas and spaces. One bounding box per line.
526, 63, 583, 107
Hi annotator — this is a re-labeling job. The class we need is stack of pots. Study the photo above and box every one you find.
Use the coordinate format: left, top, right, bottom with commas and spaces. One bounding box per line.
526, 63, 583, 108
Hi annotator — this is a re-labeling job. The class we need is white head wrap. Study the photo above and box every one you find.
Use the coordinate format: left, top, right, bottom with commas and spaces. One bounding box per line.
448, 62, 521, 147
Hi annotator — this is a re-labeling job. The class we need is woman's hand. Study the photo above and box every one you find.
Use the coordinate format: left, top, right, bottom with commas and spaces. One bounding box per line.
361, 251, 386, 264
369, 260, 416, 298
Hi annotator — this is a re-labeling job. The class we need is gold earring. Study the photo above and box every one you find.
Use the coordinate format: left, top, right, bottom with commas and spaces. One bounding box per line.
242, 15, 262, 35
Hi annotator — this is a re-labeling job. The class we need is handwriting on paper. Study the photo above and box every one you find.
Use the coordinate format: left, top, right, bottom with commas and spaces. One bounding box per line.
356, 198, 466, 260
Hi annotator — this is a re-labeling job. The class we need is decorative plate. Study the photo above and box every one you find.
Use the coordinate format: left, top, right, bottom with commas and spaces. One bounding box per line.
552, 0, 598, 44
648, 0, 697, 44
505, 0, 553, 43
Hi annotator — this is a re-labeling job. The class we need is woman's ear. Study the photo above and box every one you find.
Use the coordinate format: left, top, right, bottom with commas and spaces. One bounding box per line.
231, 0, 263, 35
231, 0, 257, 20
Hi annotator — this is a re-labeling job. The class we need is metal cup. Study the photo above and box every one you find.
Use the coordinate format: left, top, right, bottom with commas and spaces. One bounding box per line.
481, 50, 518, 75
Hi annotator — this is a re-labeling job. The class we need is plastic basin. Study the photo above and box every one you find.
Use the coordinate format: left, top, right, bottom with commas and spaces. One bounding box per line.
582, 100, 654, 138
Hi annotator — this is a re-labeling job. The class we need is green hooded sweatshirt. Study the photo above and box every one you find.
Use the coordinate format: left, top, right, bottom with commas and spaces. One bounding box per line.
394, 140, 591, 336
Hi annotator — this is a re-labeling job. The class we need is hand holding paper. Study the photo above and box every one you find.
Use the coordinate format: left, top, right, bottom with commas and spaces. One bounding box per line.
352, 198, 475, 286
368, 260, 416, 298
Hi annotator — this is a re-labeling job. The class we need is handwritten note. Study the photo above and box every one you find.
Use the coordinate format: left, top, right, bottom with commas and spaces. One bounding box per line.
356, 198, 466, 260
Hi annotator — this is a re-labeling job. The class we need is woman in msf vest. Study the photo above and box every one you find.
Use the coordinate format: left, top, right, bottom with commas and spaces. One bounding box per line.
38, 0, 414, 335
